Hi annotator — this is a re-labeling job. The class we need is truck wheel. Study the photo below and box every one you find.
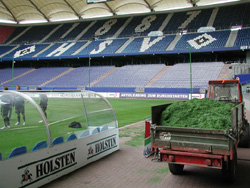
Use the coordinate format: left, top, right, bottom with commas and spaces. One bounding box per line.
222, 151, 237, 182
238, 121, 250, 148
168, 163, 184, 175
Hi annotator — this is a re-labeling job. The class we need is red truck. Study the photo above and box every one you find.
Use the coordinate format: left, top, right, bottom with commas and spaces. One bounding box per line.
149, 79, 250, 181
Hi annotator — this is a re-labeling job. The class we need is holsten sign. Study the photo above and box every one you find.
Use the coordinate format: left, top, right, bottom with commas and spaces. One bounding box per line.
87, 134, 117, 160
18, 148, 77, 187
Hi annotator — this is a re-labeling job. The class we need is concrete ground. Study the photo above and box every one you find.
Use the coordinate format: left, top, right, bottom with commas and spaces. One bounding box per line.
41, 113, 250, 188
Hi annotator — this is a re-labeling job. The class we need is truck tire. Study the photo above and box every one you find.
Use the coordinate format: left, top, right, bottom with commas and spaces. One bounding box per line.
168, 163, 184, 175
238, 121, 250, 148
222, 151, 237, 182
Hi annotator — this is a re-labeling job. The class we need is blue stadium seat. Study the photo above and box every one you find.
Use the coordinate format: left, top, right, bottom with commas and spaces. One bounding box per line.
234, 28, 250, 47
91, 127, 100, 135
45, 66, 114, 88
0, 153, 2, 160
93, 64, 165, 88
44, 23, 75, 43
10, 67, 70, 87
80, 130, 90, 138
101, 125, 108, 132
8, 146, 27, 158
6, 25, 58, 44
66, 134, 77, 142
151, 62, 224, 89
52, 136, 64, 146
32, 141, 47, 151
0, 68, 34, 84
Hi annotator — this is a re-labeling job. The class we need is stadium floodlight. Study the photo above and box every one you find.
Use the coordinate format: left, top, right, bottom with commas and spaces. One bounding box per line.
19, 20, 47, 24
0, 19, 16, 24
160, 6, 191, 11
82, 14, 113, 19
87, 0, 113, 4
51, 17, 79, 22
201, 0, 240, 6
118, 10, 151, 16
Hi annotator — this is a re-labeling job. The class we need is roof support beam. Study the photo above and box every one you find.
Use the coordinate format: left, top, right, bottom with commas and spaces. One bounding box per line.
29, 0, 49, 22
113, 2, 150, 13
0, 0, 18, 23
151, 0, 163, 7
105, 2, 116, 16
64, 0, 82, 19
143, 0, 154, 12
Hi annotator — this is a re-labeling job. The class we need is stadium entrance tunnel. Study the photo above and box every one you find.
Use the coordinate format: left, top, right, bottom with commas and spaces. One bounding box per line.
0, 90, 119, 187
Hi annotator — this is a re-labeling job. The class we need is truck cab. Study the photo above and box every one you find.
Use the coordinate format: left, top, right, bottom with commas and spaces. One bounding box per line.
207, 79, 242, 104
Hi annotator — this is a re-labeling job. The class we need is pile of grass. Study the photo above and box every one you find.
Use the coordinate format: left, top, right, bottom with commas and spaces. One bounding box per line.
159, 98, 236, 130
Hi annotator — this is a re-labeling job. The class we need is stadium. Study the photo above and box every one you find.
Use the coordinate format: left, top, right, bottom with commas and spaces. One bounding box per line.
1, 0, 250, 187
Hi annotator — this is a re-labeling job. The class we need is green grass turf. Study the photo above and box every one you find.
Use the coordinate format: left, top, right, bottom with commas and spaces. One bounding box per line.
0, 98, 174, 159
107, 98, 176, 127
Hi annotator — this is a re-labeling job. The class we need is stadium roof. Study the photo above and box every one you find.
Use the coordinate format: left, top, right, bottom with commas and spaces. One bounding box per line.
0, 0, 248, 25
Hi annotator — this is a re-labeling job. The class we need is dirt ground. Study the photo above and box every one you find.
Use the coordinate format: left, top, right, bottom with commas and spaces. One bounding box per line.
41, 113, 250, 188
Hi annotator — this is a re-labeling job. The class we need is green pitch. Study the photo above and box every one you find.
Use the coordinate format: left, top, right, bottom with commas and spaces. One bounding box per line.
0, 97, 174, 159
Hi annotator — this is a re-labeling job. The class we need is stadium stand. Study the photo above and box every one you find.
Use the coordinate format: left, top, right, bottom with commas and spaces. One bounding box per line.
234, 28, 250, 47
1, 27, 250, 60
174, 30, 231, 51
151, 62, 224, 88
44, 66, 114, 88
162, 11, 199, 34
3, 27, 29, 45
184, 9, 214, 32
0, 68, 34, 85
0, 26, 15, 44
78, 18, 129, 40
93, 64, 165, 88
0, 62, 230, 90
5, 25, 59, 45
74, 20, 109, 41
75, 38, 128, 56
118, 15, 167, 38
0, 45, 18, 58
36, 41, 88, 58
0, 62, 228, 89
3, 44, 51, 59
1, 2, 250, 61
59, 21, 94, 42
213, 3, 250, 30
0, 3, 248, 47
122, 36, 175, 53
9, 67, 71, 87
43, 23, 75, 43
